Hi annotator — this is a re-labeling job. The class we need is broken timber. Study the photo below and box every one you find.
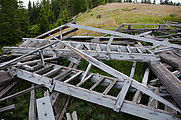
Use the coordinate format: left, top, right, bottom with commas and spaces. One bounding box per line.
67, 23, 181, 49
3, 39, 159, 62
35, 21, 76, 39
6, 40, 181, 119
1, 22, 181, 120
150, 62, 181, 108
159, 51, 181, 71
0, 71, 13, 86
8, 61, 181, 120
0, 104, 16, 113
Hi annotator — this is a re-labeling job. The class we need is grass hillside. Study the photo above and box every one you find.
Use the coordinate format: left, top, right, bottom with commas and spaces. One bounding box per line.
75, 3, 181, 35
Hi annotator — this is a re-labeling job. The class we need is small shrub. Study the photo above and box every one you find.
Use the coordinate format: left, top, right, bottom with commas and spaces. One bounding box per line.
169, 14, 176, 18
121, 7, 132, 11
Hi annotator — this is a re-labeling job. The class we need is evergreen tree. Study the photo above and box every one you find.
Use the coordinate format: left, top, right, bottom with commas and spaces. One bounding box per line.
55, 9, 69, 27
18, 0, 29, 37
160, 0, 163, 4
28, 1, 32, 13
169, 1, 173, 5
0, 0, 22, 45
164, 0, 169, 5
38, 0, 56, 32
153, 0, 156, 4
147, 0, 151, 4
0, 2, 2, 13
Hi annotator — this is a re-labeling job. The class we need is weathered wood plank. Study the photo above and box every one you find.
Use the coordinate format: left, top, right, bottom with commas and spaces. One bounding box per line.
0, 80, 19, 97
0, 85, 43, 102
56, 59, 80, 120
35, 21, 75, 39
0, 104, 16, 113
50, 92, 67, 115
36, 96, 55, 120
150, 62, 181, 108
162, 63, 174, 71
164, 97, 176, 114
0, 71, 13, 86
159, 51, 181, 71
72, 111, 78, 120
148, 87, 159, 108
66, 113, 72, 120
29, 84, 37, 120
89, 77, 105, 91
132, 68, 149, 103
56, 96, 71, 120
49, 28, 78, 40
103, 80, 117, 95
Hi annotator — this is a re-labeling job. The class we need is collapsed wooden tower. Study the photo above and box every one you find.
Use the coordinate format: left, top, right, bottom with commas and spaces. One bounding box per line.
0, 21, 181, 120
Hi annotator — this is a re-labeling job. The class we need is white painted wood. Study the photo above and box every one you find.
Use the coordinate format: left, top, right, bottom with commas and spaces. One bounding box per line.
36, 96, 55, 120
81, 63, 92, 81
103, 80, 117, 95
64, 71, 82, 83
107, 35, 114, 46
129, 61, 136, 78
89, 77, 105, 91
72, 111, 78, 120
77, 74, 93, 87
114, 80, 131, 112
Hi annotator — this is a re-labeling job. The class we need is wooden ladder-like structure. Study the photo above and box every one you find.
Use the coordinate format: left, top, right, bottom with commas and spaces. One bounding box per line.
3, 39, 159, 62
1, 22, 181, 120
5, 41, 180, 120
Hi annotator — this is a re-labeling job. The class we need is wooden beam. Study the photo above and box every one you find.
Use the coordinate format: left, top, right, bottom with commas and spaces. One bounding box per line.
35, 21, 75, 39
56, 96, 71, 120
72, 111, 78, 120
29, 84, 37, 120
150, 62, 181, 108
0, 80, 19, 97
0, 104, 16, 113
0, 85, 43, 102
159, 51, 181, 71
0, 71, 13, 86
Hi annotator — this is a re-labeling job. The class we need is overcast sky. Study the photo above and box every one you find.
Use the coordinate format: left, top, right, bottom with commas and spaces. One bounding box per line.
22, 0, 181, 8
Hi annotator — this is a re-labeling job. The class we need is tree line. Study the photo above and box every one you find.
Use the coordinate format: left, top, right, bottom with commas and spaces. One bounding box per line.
0, 0, 180, 47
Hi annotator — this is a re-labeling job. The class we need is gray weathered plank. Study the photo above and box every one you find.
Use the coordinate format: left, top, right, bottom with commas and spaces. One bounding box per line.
0, 85, 42, 102
150, 62, 181, 108
29, 84, 37, 120
159, 51, 181, 71
0, 104, 16, 113
36, 96, 55, 120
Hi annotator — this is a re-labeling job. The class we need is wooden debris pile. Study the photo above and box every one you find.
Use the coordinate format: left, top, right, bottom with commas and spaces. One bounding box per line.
0, 21, 181, 120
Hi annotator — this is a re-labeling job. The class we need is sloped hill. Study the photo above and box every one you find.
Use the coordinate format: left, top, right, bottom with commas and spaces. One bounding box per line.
75, 3, 181, 35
